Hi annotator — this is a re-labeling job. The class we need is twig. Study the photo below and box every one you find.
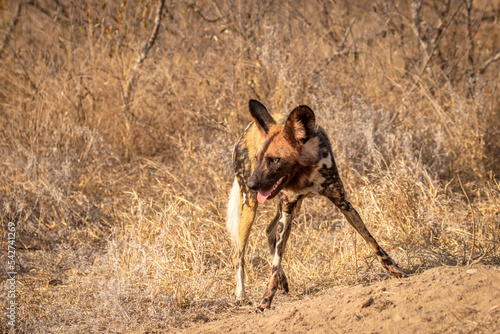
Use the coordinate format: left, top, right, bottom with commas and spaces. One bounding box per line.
122, 0, 165, 116
432, 0, 452, 52
478, 48, 500, 73
338, 18, 356, 53
187, 3, 223, 23
53, 0, 69, 19
325, 19, 356, 66
0, 3, 21, 59
24, 0, 53, 19
410, 0, 427, 55
465, 0, 475, 66
465, 0, 476, 97
11, 45, 37, 90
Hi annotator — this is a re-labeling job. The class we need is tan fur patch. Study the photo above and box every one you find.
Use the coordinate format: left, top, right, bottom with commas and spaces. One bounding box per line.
293, 120, 307, 141
299, 137, 320, 166
266, 131, 297, 161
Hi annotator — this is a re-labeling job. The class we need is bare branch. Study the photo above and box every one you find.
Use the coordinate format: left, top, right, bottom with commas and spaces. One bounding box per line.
13, 50, 37, 91
27, 1, 52, 19
53, 0, 69, 18
432, 0, 452, 47
187, 3, 223, 23
123, 0, 165, 116
478, 48, 500, 73
0, 3, 21, 59
325, 19, 356, 66
417, 1, 464, 78
410, 0, 428, 54
465, 0, 477, 97
466, 0, 475, 66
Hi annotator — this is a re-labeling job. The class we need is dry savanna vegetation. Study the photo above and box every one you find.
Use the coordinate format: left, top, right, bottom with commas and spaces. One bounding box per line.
0, 0, 499, 332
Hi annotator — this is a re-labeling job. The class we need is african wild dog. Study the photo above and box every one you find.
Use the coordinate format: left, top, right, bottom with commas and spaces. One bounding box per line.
227, 100, 407, 311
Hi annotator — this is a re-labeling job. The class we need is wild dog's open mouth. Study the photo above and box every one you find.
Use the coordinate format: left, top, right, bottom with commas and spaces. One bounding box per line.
257, 176, 287, 204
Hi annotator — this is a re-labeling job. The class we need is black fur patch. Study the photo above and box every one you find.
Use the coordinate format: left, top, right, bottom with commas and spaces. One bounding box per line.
234, 142, 250, 177
249, 99, 275, 133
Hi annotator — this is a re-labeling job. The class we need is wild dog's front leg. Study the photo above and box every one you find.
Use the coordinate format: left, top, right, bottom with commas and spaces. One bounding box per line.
258, 198, 298, 311
233, 192, 258, 301
324, 181, 407, 278
265, 202, 289, 294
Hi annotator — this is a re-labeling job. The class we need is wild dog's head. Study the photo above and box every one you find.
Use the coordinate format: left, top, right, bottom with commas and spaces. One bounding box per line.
246, 100, 319, 203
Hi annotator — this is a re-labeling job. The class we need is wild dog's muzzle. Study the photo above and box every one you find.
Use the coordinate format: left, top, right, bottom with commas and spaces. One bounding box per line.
248, 175, 287, 204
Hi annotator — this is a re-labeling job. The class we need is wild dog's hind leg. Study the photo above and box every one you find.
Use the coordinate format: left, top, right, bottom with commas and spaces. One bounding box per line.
323, 180, 407, 278
259, 197, 300, 311
233, 191, 258, 301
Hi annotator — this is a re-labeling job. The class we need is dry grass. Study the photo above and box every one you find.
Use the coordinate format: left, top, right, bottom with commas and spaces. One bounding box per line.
0, 0, 499, 332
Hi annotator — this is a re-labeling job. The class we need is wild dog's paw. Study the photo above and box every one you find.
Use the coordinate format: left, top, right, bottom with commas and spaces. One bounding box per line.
379, 255, 408, 278
257, 297, 272, 311
388, 264, 408, 278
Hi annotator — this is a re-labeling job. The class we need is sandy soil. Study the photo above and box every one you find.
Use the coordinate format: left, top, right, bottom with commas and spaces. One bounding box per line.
182, 265, 500, 334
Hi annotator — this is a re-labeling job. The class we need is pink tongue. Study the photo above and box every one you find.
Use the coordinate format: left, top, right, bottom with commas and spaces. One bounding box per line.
257, 188, 274, 204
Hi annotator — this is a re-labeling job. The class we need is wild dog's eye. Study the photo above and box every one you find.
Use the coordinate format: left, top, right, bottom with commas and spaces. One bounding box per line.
268, 157, 280, 166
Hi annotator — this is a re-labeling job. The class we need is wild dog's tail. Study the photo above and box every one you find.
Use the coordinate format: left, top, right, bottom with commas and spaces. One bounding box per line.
226, 177, 240, 246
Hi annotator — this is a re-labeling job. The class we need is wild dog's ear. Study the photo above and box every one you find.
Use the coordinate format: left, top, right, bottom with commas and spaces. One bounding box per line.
249, 99, 276, 134
284, 105, 316, 145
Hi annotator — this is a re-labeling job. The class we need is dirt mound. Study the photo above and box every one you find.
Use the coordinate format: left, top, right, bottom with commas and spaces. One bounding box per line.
183, 265, 500, 334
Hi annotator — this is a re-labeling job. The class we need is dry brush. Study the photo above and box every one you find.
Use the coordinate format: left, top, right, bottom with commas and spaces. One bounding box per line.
0, 0, 499, 332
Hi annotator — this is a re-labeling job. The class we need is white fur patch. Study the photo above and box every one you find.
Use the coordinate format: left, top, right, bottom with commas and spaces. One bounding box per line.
235, 265, 246, 299
226, 177, 240, 245
318, 154, 333, 168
